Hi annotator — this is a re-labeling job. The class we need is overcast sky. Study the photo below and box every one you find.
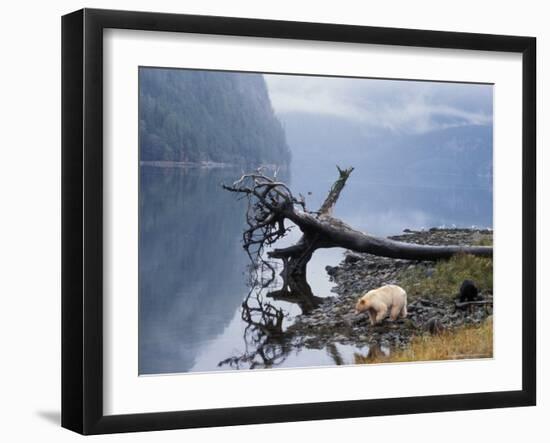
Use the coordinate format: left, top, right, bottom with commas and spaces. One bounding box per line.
264, 74, 493, 135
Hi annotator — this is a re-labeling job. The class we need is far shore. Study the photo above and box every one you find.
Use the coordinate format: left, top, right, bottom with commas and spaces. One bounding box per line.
140, 160, 286, 170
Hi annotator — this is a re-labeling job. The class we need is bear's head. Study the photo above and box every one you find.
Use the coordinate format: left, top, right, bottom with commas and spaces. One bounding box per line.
355, 295, 371, 314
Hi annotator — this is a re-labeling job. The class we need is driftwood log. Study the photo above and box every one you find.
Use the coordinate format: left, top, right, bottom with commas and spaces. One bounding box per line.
223, 166, 492, 304
454, 300, 493, 308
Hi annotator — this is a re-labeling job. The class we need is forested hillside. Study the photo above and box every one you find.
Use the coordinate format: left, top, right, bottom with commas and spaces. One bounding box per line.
139, 68, 290, 166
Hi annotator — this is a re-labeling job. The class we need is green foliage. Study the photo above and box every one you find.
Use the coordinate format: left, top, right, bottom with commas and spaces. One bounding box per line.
398, 253, 493, 300
139, 68, 290, 166
472, 233, 493, 246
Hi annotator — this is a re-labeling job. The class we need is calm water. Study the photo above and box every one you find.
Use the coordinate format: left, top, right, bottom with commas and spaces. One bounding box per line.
139, 163, 492, 375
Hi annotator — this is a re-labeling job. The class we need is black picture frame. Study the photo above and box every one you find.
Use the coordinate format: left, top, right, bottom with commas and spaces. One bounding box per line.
61, 8, 537, 435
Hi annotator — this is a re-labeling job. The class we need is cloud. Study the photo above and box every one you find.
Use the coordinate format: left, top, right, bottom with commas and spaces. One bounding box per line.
264, 74, 493, 134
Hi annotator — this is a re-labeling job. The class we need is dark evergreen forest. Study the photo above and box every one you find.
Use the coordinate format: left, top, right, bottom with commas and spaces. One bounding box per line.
139, 68, 290, 166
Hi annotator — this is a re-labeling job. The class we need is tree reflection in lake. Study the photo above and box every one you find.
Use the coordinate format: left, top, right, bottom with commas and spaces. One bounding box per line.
139, 165, 303, 374
217, 286, 290, 370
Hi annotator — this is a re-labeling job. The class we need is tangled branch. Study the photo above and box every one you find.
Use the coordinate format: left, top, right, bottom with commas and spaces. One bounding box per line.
223, 168, 306, 284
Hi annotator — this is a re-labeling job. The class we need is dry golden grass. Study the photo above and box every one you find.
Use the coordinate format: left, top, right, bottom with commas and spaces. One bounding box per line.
354, 318, 493, 364
398, 253, 493, 300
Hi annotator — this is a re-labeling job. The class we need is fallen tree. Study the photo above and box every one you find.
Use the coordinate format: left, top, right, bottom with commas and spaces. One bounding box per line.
223, 166, 492, 303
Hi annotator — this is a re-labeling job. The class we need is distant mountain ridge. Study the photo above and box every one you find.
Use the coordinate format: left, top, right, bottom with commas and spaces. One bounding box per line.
139, 69, 290, 166
279, 113, 492, 187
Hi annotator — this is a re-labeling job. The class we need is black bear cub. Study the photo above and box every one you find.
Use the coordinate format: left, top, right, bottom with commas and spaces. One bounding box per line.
459, 279, 479, 303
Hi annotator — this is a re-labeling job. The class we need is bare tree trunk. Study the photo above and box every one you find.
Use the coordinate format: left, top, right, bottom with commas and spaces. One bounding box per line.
270, 215, 492, 262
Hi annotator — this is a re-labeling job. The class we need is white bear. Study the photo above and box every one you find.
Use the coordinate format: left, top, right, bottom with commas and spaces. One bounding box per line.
355, 284, 408, 326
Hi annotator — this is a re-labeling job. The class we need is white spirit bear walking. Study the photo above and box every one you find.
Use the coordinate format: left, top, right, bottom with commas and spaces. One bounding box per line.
355, 284, 408, 325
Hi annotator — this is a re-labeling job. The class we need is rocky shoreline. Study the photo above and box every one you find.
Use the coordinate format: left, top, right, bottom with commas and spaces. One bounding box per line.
286, 228, 493, 354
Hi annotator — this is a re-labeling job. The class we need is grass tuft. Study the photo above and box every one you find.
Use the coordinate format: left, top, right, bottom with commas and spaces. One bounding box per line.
398, 253, 493, 300
354, 318, 493, 364
472, 232, 493, 246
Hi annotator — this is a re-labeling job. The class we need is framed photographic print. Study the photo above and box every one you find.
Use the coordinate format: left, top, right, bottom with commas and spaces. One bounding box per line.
61, 8, 536, 435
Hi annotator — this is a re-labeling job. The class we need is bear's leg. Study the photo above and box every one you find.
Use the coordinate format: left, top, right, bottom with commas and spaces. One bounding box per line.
368, 309, 376, 326
399, 304, 407, 318
390, 304, 401, 321
374, 305, 388, 324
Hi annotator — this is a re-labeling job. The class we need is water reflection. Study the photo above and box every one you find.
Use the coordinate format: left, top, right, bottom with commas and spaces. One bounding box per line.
139, 166, 249, 374
217, 287, 291, 370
